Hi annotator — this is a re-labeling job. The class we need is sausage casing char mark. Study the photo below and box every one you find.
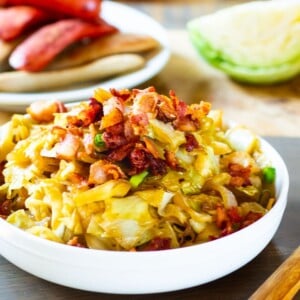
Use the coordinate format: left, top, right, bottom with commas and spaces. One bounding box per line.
1, 0, 101, 21
9, 18, 118, 71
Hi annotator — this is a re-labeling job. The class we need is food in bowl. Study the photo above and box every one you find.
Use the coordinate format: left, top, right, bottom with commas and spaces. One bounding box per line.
0, 87, 277, 251
187, 1, 300, 84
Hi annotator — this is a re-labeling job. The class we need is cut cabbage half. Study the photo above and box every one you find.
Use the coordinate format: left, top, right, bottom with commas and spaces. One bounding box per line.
187, 1, 300, 84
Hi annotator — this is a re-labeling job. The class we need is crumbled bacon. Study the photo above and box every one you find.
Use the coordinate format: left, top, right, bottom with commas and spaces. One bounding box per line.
0, 199, 11, 217
129, 113, 149, 131
184, 133, 200, 152
100, 107, 123, 130
0, 161, 5, 184
228, 163, 251, 187
156, 94, 177, 122
129, 147, 150, 174
211, 204, 262, 240
133, 92, 158, 114
147, 155, 167, 176
67, 98, 103, 127
242, 211, 262, 228
164, 150, 180, 170
107, 143, 135, 162
110, 87, 133, 102
102, 123, 127, 149
169, 90, 188, 119
67, 236, 87, 248
88, 160, 126, 185
141, 237, 172, 251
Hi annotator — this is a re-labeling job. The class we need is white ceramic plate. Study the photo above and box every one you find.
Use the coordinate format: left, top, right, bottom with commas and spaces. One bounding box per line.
0, 1, 170, 111
0, 137, 289, 294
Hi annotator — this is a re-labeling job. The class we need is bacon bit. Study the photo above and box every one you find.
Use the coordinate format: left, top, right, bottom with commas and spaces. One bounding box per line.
110, 87, 133, 102
55, 133, 81, 161
68, 173, 88, 186
211, 204, 263, 240
164, 150, 180, 170
67, 236, 86, 248
227, 206, 243, 223
100, 107, 123, 130
132, 86, 156, 98
0, 161, 5, 184
66, 125, 84, 137
242, 211, 263, 228
142, 136, 162, 159
147, 155, 167, 176
187, 101, 211, 121
228, 163, 251, 187
174, 118, 197, 132
27, 100, 66, 123
103, 97, 124, 115
214, 204, 244, 237
157, 94, 177, 122
102, 123, 127, 149
67, 99, 103, 127
184, 133, 199, 152
0, 199, 11, 217
128, 142, 167, 176
133, 92, 158, 114
129, 147, 150, 174
88, 160, 126, 185
123, 119, 135, 141
129, 113, 149, 135
141, 237, 171, 251
107, 143, 135, 162
215, 205, 228, 229
230, 176, 245, 187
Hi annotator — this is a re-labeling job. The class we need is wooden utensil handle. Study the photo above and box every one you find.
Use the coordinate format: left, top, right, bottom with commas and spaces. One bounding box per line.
249, 246, 300, 300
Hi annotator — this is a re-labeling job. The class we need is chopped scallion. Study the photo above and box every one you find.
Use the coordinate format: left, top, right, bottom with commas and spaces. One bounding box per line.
129, 170, 149, 188
94, 133, 105, 147
262, 167, 276, 184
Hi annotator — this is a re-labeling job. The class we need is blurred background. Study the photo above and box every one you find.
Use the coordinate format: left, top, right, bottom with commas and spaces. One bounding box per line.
114, 0, 257, 29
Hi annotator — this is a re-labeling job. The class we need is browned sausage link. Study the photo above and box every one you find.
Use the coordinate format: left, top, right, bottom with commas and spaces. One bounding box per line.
0, 6, 54, 41
9, 19, 118, 72
3, 0, 102, 21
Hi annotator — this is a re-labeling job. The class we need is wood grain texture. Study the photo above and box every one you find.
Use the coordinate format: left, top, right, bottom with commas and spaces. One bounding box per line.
249, 246, 300, 300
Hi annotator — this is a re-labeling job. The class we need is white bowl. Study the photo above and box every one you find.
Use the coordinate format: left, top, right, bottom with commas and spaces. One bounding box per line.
0, 138, 289, 294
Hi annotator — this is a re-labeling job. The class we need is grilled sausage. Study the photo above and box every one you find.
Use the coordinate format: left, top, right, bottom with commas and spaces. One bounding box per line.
9, 18, 118, 72
2, 0, 101, 21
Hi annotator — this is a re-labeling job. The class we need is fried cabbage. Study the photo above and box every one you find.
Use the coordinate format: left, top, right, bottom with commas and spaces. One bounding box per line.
0, 87, 276, 251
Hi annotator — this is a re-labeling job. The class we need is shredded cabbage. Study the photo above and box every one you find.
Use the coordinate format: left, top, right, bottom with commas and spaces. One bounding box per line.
0, 87, 276, 251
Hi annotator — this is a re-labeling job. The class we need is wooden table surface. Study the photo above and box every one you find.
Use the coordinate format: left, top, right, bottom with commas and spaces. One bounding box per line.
1, 1, 299, 299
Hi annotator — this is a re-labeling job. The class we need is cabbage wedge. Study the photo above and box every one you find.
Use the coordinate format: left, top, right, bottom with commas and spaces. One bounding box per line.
187, 1, 300, 84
